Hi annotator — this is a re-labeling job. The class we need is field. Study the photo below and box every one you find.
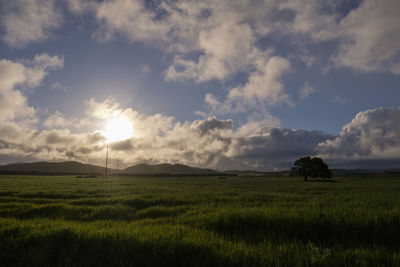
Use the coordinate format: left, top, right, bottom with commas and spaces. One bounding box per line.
1, 175, 400, 266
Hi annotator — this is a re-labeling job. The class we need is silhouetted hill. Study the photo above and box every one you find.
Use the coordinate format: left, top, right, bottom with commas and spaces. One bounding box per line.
121, 163, 220, 175
0, 161, 109, 175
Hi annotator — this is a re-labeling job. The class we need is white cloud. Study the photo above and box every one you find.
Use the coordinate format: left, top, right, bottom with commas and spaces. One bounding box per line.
7, 93, 400, 170
333, 0, 400, 73
335, 0, 400, 73
94, 0, 169, 42
280, 0, 400, 74
61, 0, 400, 123
164, 21, 260, 82
318, 107, 400, 160
66, 0, 97, 14
279, 0, 340, 41
85, 97, 122, 119
0, 54, 63, 124
205, 56, 291, 114
0, 94, 335, 169
67, 0, 294, 115
1, 0, 62, 47
43, 111, 91, 130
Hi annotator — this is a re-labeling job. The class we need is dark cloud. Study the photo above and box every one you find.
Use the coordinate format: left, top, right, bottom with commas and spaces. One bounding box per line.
111, 140, 134, 151
227, 128, 334, 169
191, 117, 233, 135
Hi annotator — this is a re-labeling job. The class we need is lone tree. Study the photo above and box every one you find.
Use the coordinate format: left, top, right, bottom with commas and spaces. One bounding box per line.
290, 157, 332, 182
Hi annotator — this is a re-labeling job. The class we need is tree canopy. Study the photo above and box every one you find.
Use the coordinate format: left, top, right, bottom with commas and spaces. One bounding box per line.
290, 157, 332, 182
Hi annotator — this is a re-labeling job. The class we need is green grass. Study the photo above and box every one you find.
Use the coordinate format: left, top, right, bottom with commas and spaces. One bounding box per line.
1, 175, 400, 266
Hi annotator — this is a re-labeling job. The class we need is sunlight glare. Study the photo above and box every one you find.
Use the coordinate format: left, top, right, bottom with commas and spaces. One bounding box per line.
104, 115, 134, 142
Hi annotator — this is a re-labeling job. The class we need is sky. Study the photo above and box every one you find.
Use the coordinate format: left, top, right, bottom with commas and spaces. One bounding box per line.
0, 0, 400, 170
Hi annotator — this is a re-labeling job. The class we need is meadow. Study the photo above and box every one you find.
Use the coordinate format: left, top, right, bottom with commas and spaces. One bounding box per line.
0, 175, 400, 266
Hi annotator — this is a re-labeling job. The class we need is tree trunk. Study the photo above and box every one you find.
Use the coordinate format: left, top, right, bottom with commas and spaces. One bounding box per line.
304, 175, 308, 182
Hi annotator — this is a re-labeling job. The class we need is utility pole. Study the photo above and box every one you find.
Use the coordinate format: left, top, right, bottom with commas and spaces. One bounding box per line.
105, 146, 108, 178
117, 159, 120, 170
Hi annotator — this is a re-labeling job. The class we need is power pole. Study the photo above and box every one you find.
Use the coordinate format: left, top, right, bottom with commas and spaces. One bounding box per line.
105, 146, 108, 178
117, 159, 120, 170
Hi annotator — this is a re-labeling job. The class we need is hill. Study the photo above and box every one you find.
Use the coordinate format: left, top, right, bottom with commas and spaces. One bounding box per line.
0, 161, 222, 176
120, 163, 220, 175
0, 161, 108, 175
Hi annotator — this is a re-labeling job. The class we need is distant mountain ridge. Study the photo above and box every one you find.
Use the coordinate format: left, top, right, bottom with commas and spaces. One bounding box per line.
2, 161, 397, 176
120, 163, 219, 175
0, 161, 109, 175
0, 161, 220, 176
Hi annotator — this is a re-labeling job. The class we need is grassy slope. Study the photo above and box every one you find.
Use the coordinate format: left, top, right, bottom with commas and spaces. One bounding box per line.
0, 175, 400, 266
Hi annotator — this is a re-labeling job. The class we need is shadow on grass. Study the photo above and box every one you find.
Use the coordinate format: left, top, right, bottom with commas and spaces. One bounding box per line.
0, 227, 227, 267
203, 212, 400, 250
0, 203, 189, 221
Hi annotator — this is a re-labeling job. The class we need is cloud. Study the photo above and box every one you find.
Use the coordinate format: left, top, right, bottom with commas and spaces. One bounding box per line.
93, 0, 169, 42
5, 91, 400, 170
205, 56, 291, 114
280, 0, 400, 74
63, 0, 400, 122
226, 127, 334, 170
66, 0, 97, 14
191, 117, 233, 135
0, 54, 63, 124
0, 54, 67, 163
299, 82, 315, 99
164, 21, 261, 82
318, 107, 400, 161
51, 82, 67, 92
0, 93, 335, 169
1, 0, 62, 47
333, 0, 400, 73
43, 111, 91, 130
85, 97, 122, 119
334, 96, 346, 104
279, 0, 340, 41
67, 0, 294, 114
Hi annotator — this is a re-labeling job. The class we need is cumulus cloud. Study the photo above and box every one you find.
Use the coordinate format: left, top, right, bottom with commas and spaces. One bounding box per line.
43, 111, 91, 130
333, 0, 400, 73
0, 54, 100, 164
164, 21, 262, 82
1, 0, 62, 47
3, 87, 400, 170
205, 56, 291, 114
279, 0, 340, 41
60, 0, 400, 122
318, 107, 400, 161
66, 0, 294, 114
0, 91, 335, 169
226, 127, 334, 170
93, 0, 169, 42
280, 0, 400, 74
0, 54, 63, 124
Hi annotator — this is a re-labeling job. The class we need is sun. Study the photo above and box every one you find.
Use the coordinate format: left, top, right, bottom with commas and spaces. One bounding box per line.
103, 115, 134, 142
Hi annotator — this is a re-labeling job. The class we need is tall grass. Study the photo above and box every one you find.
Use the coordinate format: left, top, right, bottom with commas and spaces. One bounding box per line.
0, 175, 400, 266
